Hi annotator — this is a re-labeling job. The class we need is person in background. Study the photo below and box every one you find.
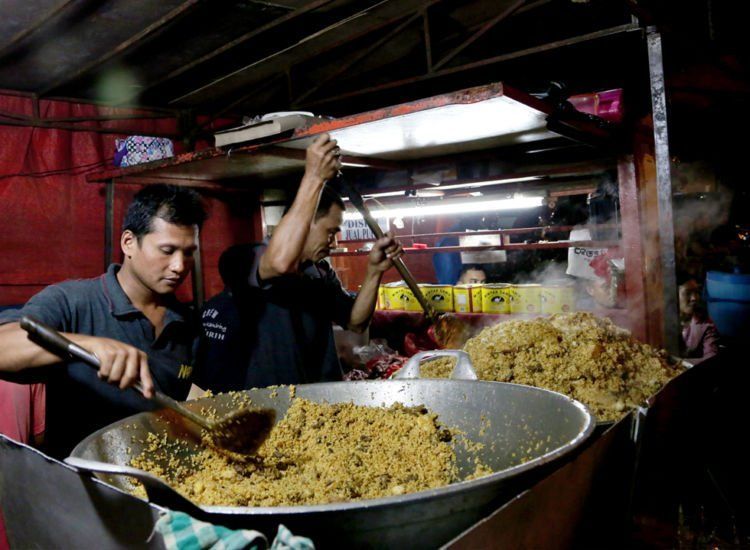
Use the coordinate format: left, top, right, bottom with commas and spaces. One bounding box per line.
0, 380, 45, 447
194, 244, 256, 393
432, 227, 462, 285
0, 379, 46, 550
678, 274, 719, 362
457, 265, 487, 285
0, 184, 207, 458
195, 134, 403, 391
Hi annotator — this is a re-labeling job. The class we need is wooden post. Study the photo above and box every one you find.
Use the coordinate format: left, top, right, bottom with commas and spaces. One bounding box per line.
646, 28, 679, 354
617, 29, 679, 351
618, 154, 649, 344
618, 115, 677, 349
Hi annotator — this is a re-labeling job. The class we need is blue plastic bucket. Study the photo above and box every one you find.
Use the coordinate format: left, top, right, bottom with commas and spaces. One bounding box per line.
707, 298, 750, 339
706, 271, 750, 302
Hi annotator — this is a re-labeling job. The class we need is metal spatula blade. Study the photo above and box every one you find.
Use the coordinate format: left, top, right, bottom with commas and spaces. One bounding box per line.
20, 315, 274, 457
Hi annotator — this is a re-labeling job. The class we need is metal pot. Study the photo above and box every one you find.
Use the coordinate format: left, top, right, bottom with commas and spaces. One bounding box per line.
70, 380, 594, 549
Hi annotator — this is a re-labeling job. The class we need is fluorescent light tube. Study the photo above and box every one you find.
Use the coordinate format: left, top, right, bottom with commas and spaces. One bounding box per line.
342, 175, 541, 201
343, 196, 543, 220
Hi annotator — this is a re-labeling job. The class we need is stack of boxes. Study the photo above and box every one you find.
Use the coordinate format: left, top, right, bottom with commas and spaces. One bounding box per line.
377, 281, 576, 314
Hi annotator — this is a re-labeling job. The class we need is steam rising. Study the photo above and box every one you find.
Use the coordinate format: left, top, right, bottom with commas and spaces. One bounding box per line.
674, 184, 733, 270
515, 261, 570, 286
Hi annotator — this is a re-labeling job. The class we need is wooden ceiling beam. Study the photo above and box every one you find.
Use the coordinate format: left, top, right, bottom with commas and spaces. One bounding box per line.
169, 0, 393, 105
0, 0, 77, 61
38, 0, 203, 97
133, 0, 335, 103
292, 11, 425, 106
303, 23, 640, 108
431, 0, 528, 71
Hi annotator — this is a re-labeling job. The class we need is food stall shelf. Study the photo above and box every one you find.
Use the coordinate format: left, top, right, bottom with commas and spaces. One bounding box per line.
332, 240, 620, 256
86, 82, 610, 185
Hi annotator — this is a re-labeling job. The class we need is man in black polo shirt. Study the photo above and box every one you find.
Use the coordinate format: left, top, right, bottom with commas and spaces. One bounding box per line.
0, 184, 207, 457
196, 133, 402, 390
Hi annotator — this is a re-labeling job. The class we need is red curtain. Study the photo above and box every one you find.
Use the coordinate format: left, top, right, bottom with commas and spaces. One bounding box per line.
0, 93, 258, 305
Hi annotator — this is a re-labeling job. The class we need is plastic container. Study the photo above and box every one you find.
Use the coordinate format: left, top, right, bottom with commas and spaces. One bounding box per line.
706, 271, 750, 302
568, 89, 624, 123
707, 298, 750, 339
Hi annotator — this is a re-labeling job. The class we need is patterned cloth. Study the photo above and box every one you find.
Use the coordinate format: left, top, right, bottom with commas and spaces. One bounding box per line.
154, 511, 315, 550
114, 135, 174, 167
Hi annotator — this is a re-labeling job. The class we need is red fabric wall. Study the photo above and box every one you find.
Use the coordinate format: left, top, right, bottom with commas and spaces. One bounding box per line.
0, 93, 259, 306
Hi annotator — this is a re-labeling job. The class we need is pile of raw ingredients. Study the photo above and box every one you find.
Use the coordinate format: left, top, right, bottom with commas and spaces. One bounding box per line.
419, 312, 684, 421
132, 397, 490, 507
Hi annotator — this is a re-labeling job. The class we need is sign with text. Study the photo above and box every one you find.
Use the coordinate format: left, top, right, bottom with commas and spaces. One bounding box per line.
342, 217, 390, 241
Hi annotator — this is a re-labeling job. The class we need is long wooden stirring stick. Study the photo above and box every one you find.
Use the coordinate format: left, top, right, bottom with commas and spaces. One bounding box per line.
335, 177, 440, 322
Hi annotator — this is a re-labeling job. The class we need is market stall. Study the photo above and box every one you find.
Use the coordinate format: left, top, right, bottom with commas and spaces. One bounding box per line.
33, 81, 681, 544
3, 1, 746, 545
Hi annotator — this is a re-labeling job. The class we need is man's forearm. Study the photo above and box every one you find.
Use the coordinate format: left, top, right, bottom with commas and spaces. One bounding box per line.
348, 268, 383, 332
0, 322, 68, 371
259, 134, 339, 280
0, 322, 155, 395
259, 175, 324, 279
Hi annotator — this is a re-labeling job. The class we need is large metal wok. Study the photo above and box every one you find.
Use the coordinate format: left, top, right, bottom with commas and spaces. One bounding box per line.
70, 380, 594, 549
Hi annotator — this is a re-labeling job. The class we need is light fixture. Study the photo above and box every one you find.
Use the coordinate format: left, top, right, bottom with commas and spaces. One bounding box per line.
283, 95, 555, 158
348, 190, 408, 200
341, 175, 541, 201
343, 195, 543, 221
415, 189, 444, 198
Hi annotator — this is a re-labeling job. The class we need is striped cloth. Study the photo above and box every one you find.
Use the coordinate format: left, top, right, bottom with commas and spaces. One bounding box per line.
155, 511, 315, 550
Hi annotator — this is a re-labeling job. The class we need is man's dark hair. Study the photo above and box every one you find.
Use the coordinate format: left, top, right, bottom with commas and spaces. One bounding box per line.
676, 270, 699, 288
314, 185, 345, 220
218, 244, 254, 291
123, 184, 207, 240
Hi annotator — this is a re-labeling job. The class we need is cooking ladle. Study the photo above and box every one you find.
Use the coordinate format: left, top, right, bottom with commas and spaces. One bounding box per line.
333, 177, 474, 349
20, 315, 274, 456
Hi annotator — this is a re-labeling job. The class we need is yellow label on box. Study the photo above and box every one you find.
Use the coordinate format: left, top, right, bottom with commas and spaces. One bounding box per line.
400, 288, 423, 311
509, 284, 542, 314
383, 283, 405, 310
419, 284, 454, 312
541, 285, 575, 314
453, 284, 483, 313
482, 283, 511, 314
